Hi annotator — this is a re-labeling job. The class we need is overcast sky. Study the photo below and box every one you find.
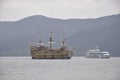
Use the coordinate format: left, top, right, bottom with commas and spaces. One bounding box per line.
0, 0, 120, 21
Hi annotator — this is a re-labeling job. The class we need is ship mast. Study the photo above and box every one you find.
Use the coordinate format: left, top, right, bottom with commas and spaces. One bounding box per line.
39, 34, 42, 43
49, 32, 53, 50
39, 34, 43, 46
61, 33, 66, 49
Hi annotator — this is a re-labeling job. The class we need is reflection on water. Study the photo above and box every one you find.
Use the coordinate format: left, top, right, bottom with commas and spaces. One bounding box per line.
0, 57, 120, 80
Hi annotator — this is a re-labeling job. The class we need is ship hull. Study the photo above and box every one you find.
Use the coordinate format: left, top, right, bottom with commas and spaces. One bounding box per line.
32, 56, 71, 59
31, 55, 72, 59
85, 53, 110, 58
31, 51, 73, 59
85, 56, 110, 58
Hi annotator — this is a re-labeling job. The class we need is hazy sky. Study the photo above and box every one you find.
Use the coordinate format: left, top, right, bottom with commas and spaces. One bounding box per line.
0, 0, 120, 21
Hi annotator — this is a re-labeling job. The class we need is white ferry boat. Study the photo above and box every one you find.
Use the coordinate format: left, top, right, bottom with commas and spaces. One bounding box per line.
85, 47, 110, 58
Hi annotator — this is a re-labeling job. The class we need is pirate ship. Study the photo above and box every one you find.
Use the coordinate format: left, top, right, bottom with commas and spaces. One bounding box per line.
30, 32, 73, 59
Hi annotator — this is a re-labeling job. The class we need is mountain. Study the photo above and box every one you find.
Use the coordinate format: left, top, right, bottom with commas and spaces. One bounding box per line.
0, 14, 120, 56
68, 17, 120, 56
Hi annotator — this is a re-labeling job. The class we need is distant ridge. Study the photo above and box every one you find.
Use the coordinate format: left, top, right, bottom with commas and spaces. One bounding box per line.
0, 14, 120, 56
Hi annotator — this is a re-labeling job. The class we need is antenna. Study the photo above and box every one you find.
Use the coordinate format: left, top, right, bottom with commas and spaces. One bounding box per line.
95, 46, 98, 49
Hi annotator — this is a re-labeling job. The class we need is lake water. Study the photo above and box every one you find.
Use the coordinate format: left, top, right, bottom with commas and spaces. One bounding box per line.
0, 57, 120, 80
